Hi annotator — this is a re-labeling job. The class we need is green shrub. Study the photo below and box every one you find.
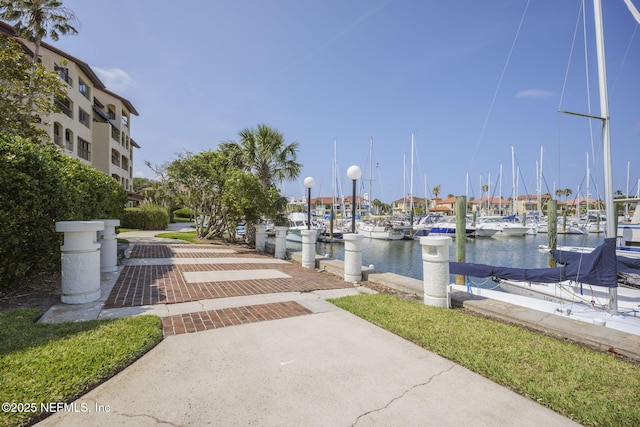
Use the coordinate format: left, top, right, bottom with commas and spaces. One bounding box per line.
122, 207, 144, 229
122, 204, 169, 230
0, 135, 68, 284
58, 156, 128, 221
173, 207, 191, 219
0, 133, 128, 288
140, 203, 169, 230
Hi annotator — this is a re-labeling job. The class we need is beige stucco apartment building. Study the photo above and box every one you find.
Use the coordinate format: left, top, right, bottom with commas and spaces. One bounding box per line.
1, 21, 139, 194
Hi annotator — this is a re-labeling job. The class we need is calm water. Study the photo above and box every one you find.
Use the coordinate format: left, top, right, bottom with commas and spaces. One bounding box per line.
285, 233, 606, 281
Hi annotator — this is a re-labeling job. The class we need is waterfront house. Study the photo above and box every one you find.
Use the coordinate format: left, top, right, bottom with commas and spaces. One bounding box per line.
470, 196, 509, 216
434, 197, 456, 216
392, 195, 427, 216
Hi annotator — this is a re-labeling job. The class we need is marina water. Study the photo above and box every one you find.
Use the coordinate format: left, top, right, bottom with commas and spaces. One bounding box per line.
285, 233, 607, 283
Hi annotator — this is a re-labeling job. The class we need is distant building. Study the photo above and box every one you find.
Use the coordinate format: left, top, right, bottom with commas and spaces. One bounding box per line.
469, 196, 510, 215
392, 195, 427, 216
434, 196, 456, 216
1, 21, 140, 198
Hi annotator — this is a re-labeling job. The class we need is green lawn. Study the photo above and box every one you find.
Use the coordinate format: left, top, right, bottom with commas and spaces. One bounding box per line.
0, 309, 163, 427
330, 293, 640, 427
154, 231, 201, 243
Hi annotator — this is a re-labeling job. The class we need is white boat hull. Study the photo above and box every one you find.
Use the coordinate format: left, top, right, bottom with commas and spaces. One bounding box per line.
475, 226, 500, 237
499, 279, 640, 313
357, 223, 405, 240
450, 284, 640, 336
498, 225, 531, 236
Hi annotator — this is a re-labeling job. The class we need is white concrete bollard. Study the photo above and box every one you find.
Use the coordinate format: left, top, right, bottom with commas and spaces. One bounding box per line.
301, 229, 317, 269
95, 219, 120, 273
343, 233, 364, 282
55, 221, 105, 304
420, 236, 452, 308
274, 226, 288, 259
255, 223, 266, 252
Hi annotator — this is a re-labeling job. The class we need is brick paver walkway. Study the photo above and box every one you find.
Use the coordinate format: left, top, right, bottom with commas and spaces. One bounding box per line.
108, 243, 352, 336
161, 301, 312, 335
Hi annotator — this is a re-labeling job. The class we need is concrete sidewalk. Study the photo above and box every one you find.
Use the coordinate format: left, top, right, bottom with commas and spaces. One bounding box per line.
37, 228, 579, 426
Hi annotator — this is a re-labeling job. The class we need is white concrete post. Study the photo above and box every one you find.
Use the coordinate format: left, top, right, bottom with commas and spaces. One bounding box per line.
255, 223, 266, 252
420, 236, 452, 308
343, 233, 364, 282
301, 229, 317, 268
274, 226, 288, 259
95, 219, 120, 272
55, 221, 105, 304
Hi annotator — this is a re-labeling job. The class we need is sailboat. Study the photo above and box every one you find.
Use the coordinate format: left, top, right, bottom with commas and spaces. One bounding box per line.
318, 140, 344, 243
357, 138, 405, 240
450, 0, 640, 335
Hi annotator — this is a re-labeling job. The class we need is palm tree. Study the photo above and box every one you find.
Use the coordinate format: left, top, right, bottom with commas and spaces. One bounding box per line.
432, 185, 441, 199
0, 0, 79, 63
220, 124, 301, 189
219, 124, 301, 246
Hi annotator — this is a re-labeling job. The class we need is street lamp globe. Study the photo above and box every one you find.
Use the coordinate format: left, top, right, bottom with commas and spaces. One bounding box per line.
347, 165, 362, 181
303, 176, 315, 189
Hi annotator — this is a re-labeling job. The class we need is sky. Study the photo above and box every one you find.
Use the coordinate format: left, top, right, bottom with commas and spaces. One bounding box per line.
49, 0, 640, 204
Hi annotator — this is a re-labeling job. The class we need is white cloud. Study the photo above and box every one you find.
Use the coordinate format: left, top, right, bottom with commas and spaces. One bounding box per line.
515, 89, 554, 99
93, 67, 136, 92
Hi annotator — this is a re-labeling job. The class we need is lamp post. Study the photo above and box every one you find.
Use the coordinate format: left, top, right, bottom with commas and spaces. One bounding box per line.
347, 165, 362, 233
303, 177, 315, 230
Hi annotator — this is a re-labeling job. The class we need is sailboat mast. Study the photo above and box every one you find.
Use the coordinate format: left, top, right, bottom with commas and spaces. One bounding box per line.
593, 0, 617, 313
410, 133, 415, 216
368, 137, 373, 218
331, 139, 336, 238
511, 146, 516, 215
499, 164, 503, 214
586, 152, 590, 213
593, 0, 615, 238
538, 146, 543, 217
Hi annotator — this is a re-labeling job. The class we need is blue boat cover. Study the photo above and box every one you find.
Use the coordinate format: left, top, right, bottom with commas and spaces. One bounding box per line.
618, 255, 640, 274
552, 241, 640, 276
450, 238, 618, 287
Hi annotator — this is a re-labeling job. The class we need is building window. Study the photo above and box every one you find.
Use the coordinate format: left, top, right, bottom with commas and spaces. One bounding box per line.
78, 137, 91, 161
111, 149, 120, 167
108, 107, 116, 120
64, 129, 73, 151
111, 125, 121, 142
78, 108, 90, 128
121, 156, 129, 171
78, 77, 90, 99
54, 64, 72, 86
121, 114, 129, 128
53, 122, 63, 146
55, 97, 73, 118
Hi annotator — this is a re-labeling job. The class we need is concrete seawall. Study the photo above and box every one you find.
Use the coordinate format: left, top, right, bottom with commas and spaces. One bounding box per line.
287, 249, 640, 363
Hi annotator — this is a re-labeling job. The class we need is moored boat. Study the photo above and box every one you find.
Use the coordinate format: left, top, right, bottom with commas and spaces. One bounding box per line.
429, 217, 476, 238
357, 221, 405, 240
286, 212, 322, 242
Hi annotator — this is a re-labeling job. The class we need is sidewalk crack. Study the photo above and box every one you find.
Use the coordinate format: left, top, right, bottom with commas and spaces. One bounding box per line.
118, 412, 181, 426
352, 364, 455, 426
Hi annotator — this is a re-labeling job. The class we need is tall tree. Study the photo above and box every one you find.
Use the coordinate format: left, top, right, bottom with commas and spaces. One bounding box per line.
220, 124, 301, 189
168, 149, 285, 241
0, 0, 79, 63
0, 35, 65, 142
